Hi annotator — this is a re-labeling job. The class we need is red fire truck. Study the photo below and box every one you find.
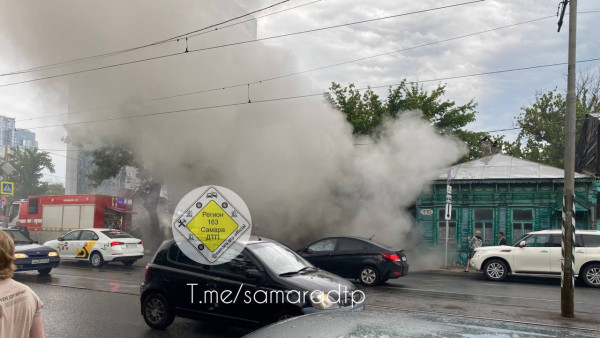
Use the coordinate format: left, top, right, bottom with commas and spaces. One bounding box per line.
3, 194, 134, 243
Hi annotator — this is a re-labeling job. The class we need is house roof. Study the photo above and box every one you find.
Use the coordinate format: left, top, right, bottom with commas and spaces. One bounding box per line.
437, 154, 589, 181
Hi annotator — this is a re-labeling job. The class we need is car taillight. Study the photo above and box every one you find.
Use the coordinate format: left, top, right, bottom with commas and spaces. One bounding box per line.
138, 241, 143, 245
144, 264, 150, 277
110, 241, 124, 247
382, 253, 401, 261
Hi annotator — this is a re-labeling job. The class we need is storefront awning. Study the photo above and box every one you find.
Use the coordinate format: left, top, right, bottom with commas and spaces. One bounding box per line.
107, 207, 137, 214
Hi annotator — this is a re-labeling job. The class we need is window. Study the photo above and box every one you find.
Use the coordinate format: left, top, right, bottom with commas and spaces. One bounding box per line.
438, 209, 457, 246
79, 231, 98, 241
337, 238, 366, 251
474, 208, 493, 245
512, 209, 533, 242
28, 198, 39, 214
582, 235, 600, 247
62, 231, 81, 241
210, 252, 259, 278
101, 230, 133, 239
524, 234, 549, 247
550, 234, 584, 247
308, 239, 337, 252
168, 243, 207, 268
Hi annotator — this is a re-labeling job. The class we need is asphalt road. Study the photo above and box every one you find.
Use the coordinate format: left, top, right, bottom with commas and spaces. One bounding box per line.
11, 259, 600, 338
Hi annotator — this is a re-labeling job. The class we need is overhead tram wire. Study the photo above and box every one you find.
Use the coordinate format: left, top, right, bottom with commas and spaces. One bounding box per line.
0, 0, 484, 90
22, 57, 600, 131
0, 0, 295, 77
18, 6, 563, 124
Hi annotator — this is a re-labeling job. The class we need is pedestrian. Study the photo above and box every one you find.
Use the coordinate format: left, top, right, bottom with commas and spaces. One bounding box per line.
464, 230, 482, 272
497, 232, 507, 246
0, 230, 46, 338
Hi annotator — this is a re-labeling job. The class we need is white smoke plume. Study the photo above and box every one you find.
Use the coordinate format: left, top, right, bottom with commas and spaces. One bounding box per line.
3, 1, 466, 262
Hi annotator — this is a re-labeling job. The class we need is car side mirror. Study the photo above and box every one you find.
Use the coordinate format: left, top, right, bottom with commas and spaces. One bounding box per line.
519, 241, 526, 248
57, 237, 64, 241
305, 248, 314, 254
246, 269, 265, 282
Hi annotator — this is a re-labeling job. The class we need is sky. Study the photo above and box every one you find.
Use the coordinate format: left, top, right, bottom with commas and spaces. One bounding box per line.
0, 0, 599, 186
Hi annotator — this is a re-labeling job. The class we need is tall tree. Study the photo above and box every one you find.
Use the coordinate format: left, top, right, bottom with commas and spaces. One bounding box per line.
328, 81, 487, 161
86, 145, 163, 250
5, 148, 55, 199
508, 70, 600, 168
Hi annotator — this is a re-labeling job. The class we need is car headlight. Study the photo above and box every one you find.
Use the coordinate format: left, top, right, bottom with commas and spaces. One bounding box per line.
48, 252, 59, 257
14, 253, 28, 259
310, 290, 340, 310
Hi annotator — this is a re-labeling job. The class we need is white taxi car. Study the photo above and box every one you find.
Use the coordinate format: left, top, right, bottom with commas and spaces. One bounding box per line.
471, 230, 600, 287
44, 228, 144, 268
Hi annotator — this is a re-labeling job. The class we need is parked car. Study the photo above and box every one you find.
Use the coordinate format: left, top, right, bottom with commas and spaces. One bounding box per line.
297, 236, 408, 285
44, 228, 144, 268
1, 228, 60, 275
243, 308, 595, 338
140, 237, 364, 330
470, 230, 600, 287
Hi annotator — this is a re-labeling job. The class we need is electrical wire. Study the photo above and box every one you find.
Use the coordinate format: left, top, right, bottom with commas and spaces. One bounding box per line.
21, 57, 600, 131
0, 0, 484, 89
16, 11, 567, 124
0, 0, 295, 77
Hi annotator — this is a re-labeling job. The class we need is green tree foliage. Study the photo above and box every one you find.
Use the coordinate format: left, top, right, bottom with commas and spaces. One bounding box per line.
5, 148, 55, 199
327, 81, 487, 161
86, 145, 163, 250
45, 183, 65, 195
507, 71, 600, 168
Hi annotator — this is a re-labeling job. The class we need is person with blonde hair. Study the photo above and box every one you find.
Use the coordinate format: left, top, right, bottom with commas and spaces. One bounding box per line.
464, 230, 483, 272
0, 230, 45, 338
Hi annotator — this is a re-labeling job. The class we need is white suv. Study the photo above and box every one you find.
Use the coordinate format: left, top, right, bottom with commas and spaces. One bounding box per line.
470, 230, 600, 287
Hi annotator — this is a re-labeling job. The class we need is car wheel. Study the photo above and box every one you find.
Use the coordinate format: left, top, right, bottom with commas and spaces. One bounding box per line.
90, 251, 104, 268
359, 266, 379, 285
122, 260, 136, 266
582, 264, 600, 288
38, 268, 52, 275
142, 293, 175, 329
483, 259, 508, 281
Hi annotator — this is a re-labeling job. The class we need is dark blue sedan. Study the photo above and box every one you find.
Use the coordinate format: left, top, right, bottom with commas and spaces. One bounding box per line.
1, 228, 60, 275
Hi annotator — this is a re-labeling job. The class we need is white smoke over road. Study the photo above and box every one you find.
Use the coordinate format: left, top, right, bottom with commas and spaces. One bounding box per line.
3, 1, 466, 256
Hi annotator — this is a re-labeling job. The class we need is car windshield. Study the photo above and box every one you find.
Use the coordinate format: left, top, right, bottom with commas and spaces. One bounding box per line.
2, 230, 33, 244
247, 242, 312, 275
101, 230, 134, 238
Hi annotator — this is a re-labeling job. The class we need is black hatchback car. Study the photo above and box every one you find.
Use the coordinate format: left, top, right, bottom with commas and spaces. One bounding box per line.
298, 236, 408, 285
1, 228, 60, 275
140, 237, 364, 330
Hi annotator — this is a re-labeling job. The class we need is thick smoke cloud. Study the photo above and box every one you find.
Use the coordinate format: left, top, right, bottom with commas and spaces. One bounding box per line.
4, 1, 466, 266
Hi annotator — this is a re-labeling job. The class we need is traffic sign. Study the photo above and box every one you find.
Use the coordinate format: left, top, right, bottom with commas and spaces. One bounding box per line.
444, 203, 452, 220
1, 181, 14, 195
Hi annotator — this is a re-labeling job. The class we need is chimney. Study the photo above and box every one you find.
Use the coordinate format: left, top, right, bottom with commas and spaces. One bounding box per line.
491, 140, 502, 155
480, 137, 492, 157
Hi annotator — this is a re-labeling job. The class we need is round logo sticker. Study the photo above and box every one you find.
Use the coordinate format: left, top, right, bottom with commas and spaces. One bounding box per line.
171, 186, 252, 265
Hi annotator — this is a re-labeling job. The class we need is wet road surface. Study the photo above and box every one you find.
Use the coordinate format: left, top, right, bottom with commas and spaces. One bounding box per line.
12, 259, 600, 337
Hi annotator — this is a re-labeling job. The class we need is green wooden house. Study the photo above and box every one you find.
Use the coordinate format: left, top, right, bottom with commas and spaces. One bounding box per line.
415, 153, 600, 265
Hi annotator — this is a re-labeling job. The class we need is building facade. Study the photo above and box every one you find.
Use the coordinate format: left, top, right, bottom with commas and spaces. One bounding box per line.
0, 115, 37, 157
415, 154, 600, 265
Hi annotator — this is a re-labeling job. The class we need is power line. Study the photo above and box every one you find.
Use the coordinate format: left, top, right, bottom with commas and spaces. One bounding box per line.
0, 0, 295, 77
0, 0, 484, 89
18, 10, 564, 124
22, 57, 600, 131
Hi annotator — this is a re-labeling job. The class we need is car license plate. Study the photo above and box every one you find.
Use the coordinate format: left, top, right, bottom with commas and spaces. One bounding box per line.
32, 259, 49, 264
126, 244, 136, 248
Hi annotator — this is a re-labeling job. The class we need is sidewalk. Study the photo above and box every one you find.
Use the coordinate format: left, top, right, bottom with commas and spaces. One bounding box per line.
414, 266, 476, 275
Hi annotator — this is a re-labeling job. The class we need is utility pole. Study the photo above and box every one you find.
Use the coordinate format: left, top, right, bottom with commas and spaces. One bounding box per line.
558, 0, 576, 318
